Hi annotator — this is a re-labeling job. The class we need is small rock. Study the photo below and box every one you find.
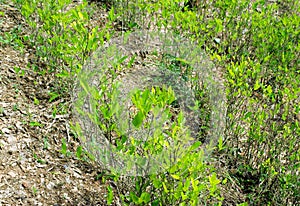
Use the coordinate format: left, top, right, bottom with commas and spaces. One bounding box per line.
8, 171, 17, 178
1, 128, 10, 134
47, 182, 55, 190
7, 135, 17, 143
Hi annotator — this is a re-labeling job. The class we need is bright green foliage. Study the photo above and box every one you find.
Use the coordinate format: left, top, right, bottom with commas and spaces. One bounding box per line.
156, 0, 299, 204
131, 86, 175, 128
107, 0, 299, 204
10, 0, 300, 205
122, 143, 222, 205
75, 63, 222, 204
12, 0, 105, 72
11, 0, 110, 102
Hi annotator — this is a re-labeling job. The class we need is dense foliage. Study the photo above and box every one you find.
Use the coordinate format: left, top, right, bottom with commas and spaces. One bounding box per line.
4, 0, 299, 205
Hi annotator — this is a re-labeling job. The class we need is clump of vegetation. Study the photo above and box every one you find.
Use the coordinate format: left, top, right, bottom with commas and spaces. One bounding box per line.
8, 0, 300, 205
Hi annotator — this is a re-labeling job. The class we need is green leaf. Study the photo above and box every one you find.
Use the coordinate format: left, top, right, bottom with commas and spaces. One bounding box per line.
78, 11, 84, 20
108, 7, 116, 21
181, 191, 188, 200
129, 191, 139, 203
209, 173, 221, 187
76, 146, 83, 159
162, 182, 169, 193
132, 111, 145, 128
107, 185, 114, 205
61, 138, 67, 155
142, 89, 150, 105
48, 92, 59, 102
127, 55, 136, 68
266, 85, 272, 94
171, 174, 180, 180
254, 80, 260, 90
33, 97, 40, 105
29, 121, 42, 127
218, 137, 224, 151
215, 18, 223, 33
151, 176, 162, 189
189, 141, 201, 151
118, 55, 128, 64
244, 112, 252, 119
183, 177, 190, 192
56, 70, 70, 78
139, 192, 151, 203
